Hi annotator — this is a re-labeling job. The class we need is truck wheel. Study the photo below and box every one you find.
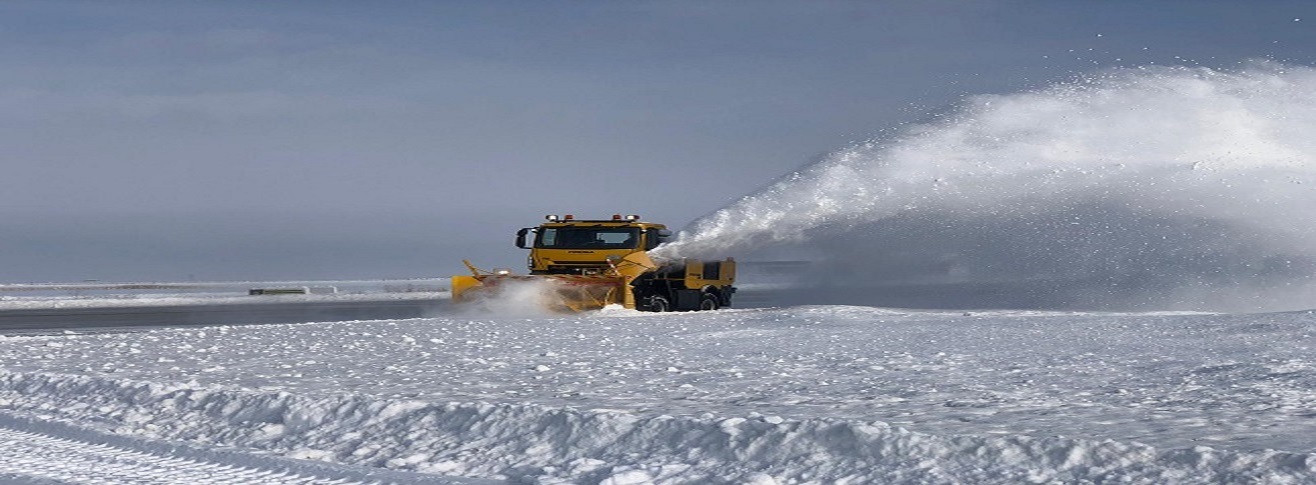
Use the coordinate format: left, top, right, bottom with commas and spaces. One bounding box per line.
699, 293, 720, 311
646, 295, 671, 312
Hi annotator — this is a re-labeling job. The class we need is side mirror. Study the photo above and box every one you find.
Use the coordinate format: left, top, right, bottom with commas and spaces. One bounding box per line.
645, 229, 674, 250
515, 228, 533, 249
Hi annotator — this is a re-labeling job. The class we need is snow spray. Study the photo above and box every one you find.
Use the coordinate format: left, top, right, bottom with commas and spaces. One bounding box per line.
655, 62, 1316, 311
455, 279, 565, 316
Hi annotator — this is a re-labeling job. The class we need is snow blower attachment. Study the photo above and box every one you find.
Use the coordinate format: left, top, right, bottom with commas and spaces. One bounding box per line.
452, 214, 736, 312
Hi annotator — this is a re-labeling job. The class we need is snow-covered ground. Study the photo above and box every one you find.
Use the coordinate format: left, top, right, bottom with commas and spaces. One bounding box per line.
1, 302, 1314, 483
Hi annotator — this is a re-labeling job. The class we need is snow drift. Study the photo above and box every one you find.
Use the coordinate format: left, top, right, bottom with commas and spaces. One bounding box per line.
656, 62, 1316, 312
2, 371, 1314, 484
3, 307, 1316, 483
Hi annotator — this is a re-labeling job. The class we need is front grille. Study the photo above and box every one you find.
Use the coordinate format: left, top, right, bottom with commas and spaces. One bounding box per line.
548, 265, 610, 275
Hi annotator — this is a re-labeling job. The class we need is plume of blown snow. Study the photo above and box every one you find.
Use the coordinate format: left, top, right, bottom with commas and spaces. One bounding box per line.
654, 62, 1316, 311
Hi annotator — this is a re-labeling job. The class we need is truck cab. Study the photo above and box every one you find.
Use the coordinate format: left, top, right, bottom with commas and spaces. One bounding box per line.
517, 214, 672, 275
480, 213, 734, 312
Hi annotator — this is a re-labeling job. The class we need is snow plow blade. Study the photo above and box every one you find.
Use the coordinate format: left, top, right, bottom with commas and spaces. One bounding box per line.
451, 253, 655, 312
451, 274, 627, 312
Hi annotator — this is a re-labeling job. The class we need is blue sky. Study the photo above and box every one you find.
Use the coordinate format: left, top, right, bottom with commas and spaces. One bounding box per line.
2, 1, 1314, 282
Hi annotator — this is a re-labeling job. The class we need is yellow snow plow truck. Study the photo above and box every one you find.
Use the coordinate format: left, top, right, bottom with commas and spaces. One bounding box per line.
451, 214, 735, 312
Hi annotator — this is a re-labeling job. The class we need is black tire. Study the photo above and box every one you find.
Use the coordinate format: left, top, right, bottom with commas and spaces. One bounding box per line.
699, 293, 720, 311
646, 295, 671, 312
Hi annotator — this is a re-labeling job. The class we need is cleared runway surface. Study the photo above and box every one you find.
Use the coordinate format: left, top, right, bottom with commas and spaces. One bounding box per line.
0, 284, 1073, 336
0, 299, 447, 334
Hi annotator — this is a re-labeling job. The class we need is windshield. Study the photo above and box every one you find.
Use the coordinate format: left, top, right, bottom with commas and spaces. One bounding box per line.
537, 227, 639, 249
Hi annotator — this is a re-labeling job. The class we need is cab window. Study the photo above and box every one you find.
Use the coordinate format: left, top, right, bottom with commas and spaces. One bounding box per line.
536, 228, 639, 249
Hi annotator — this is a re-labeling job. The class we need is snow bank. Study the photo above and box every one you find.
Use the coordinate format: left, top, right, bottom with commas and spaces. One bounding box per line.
1, 371, 1312, 484
0, 291, 446, 310
0, 278, 448, 310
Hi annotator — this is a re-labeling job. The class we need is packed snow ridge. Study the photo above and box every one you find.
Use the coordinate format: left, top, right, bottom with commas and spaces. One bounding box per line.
2, 305, 1315, 483
0, 291, 444, 310
0, 278, 446, 310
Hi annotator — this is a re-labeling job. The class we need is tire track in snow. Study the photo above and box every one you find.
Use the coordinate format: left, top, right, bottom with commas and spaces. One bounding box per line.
0, 412, 488, 485
0, 426, 352, 484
